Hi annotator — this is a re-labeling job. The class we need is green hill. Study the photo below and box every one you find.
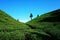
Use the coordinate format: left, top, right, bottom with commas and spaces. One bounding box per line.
0, 10, 51, 40
0, 10, 49, 40
0, 10, 31, 40
0, 9, 60, 40
27, 9, 60, 40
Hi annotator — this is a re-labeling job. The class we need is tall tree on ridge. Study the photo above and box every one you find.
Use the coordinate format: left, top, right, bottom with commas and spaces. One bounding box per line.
30, 13, 33, 20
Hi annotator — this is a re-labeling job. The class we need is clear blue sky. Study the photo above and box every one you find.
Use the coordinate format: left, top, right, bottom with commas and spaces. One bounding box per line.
0, 0, 60, 22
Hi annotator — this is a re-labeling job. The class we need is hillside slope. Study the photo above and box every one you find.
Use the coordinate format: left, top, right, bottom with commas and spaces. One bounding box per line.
0, 9, 60, 40
0, 10, 31, 40
0, 10, 50, 40
0, 10, 30, 29
27, 9, 60, 40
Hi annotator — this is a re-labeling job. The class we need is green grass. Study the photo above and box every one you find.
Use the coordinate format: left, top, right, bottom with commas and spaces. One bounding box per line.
27, 9, 60, 40
0, 10, 31, 40
0, 10, 47, 40
0, 9, 60, 40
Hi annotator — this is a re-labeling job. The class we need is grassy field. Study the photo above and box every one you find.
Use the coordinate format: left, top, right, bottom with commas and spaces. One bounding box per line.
0, 9, 60, 40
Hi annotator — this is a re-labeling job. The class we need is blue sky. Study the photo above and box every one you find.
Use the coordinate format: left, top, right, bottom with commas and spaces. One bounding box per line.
0, 0, 60, 22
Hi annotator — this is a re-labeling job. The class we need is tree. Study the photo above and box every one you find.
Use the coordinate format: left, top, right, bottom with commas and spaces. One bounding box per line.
37, 15, 39, 17
30, 13, 33, 20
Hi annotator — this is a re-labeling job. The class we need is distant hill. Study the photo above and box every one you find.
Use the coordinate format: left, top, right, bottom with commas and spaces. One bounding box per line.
39, 9, 60, 22
28, 9, 60, 22
0, 10, 30, 30
27, 9, 60, 40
